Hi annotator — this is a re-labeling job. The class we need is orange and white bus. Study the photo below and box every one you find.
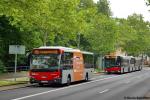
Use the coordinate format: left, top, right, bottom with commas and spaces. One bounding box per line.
29, 46, 94, 86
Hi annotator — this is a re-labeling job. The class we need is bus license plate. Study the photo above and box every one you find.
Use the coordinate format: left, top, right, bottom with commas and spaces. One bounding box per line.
41, 81, 48, 83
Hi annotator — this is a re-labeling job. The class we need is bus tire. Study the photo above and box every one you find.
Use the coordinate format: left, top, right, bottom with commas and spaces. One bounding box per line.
85, 73, 89, 82
66, 75, 71, 86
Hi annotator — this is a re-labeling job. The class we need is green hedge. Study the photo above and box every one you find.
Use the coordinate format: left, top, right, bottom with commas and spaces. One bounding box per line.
0, 60, 6, 73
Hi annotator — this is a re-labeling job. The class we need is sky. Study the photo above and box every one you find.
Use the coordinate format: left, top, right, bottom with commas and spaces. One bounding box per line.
94, 0, 150, 21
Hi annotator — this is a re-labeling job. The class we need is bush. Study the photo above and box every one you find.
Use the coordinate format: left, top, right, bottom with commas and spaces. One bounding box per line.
0, 60, 6, 73
94, 68, 102, 73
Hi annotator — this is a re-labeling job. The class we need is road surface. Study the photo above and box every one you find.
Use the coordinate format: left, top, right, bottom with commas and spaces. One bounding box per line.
0, 67, 150, 100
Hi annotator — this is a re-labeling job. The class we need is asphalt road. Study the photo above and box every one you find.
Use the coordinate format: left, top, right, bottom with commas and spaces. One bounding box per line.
1, 67, 150, 100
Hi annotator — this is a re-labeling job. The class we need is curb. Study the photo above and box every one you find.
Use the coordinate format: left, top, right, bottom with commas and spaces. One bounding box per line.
93, 72, 105, 74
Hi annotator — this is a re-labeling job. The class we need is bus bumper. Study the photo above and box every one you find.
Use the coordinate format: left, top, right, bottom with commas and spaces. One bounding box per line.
30, 77, 62, 84
105, 67, 121, 73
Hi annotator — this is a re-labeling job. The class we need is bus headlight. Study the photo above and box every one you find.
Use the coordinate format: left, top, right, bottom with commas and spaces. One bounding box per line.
31, 73, 39, 76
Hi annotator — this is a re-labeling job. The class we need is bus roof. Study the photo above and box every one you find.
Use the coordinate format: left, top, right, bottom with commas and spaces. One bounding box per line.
119, 56, 134, 59
82, 51, 94, 55
35, 46, 93, 54
39, 46, 74, 50
105, 55, 134, 59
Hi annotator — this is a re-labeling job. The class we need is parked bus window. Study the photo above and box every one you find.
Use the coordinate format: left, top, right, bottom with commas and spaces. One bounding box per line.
130, 58, 135, 64
61, 53, 73, 70
83, 54, 94, 68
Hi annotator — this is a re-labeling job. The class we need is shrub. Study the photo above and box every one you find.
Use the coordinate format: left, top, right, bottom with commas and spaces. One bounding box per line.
0, 60, 5, 73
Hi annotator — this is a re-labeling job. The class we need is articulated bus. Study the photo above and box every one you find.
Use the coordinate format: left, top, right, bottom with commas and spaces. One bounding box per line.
104, 55, 142, 74
29, 46, 94, 85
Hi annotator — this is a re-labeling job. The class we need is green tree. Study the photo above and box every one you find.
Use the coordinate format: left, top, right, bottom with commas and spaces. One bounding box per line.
96, 0, 112, 16
0, 0, 82, 46
79, 0, 95, 9
125, 14, 150, 55
86, 14, 117, 54
115, 18, 137, 53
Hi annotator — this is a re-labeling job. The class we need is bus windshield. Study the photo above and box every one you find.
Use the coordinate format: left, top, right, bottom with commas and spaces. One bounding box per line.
31, 54, 60, 70
104, 58, 117, 68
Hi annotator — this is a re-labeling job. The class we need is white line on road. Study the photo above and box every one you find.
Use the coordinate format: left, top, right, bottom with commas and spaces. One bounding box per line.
99, 89, 109, 94
12, 75, 121, 100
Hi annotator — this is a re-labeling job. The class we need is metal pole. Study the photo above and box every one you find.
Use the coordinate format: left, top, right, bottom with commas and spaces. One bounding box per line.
14, 51, 17, 81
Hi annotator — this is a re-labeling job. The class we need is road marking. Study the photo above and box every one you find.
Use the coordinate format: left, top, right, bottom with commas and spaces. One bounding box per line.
99, 89, 109, 94
12, 75, 121, 100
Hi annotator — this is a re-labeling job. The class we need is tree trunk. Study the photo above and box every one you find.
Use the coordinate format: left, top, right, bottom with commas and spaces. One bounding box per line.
43, 32, 48, 46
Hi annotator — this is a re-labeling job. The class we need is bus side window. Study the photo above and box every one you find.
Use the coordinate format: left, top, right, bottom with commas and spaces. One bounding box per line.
122, 59, 128, 66
116, 56, 121, 66
130, 58, 135, 64
61, 53, 73, 70
83, 54, 94, 68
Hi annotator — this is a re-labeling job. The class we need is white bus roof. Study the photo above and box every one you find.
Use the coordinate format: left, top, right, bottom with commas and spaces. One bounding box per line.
39, 46, 74, 50
36, 46, 93, 54
118, 55, 135, 59
82, 51, 94, 55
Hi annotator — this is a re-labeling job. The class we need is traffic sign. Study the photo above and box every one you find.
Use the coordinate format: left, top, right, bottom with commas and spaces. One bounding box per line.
9, 45, 25, 81
9, 45, 25, 54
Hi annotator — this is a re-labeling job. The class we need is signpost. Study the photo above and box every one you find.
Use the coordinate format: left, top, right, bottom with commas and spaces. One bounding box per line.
9, 45, 25, 81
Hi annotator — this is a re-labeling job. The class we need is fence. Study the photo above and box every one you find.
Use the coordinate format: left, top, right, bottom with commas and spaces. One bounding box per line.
5, 66, 29, 72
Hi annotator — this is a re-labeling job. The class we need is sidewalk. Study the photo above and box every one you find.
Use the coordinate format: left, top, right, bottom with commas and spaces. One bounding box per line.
93, 69, 105, 75
0, 72, 29, 91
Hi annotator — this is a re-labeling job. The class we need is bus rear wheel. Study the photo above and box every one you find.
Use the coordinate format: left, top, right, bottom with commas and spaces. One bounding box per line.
85, 73, 89, 82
